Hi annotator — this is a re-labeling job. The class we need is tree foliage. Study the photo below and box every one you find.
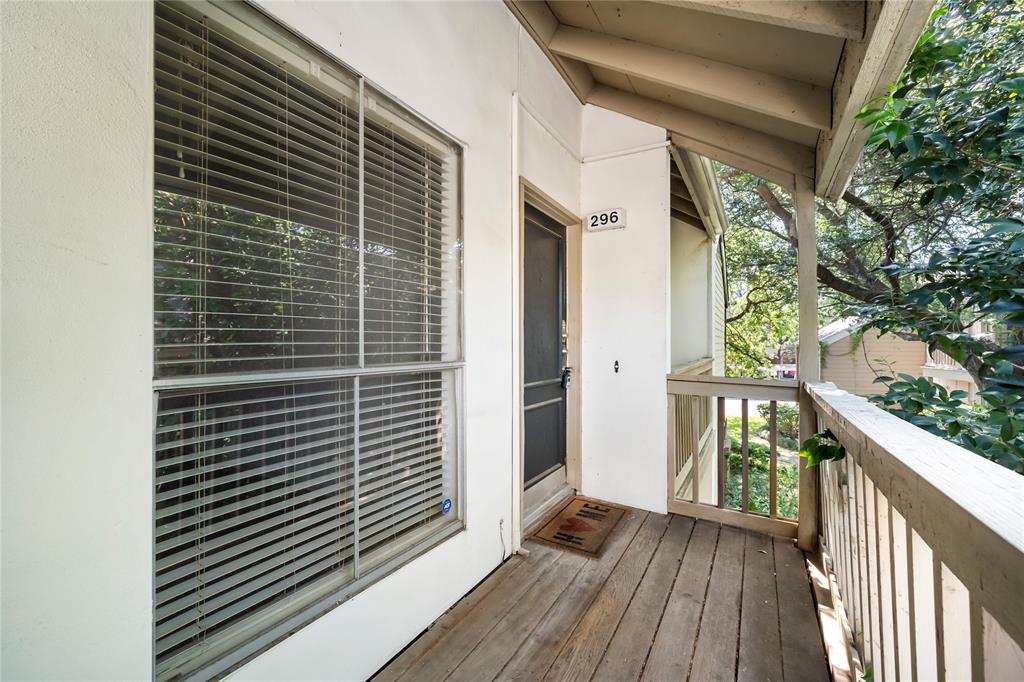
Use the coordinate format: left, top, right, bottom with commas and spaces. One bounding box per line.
854, 0, 1024, 472
721, 0, 1023, 472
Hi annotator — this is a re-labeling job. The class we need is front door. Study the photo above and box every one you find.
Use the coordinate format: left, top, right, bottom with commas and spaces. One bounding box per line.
523, 203, 567, 490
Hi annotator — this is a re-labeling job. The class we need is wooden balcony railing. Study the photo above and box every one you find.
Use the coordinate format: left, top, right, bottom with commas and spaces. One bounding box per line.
924, 347, 961, 369
808, 383, 1024, 681
666, 373, 800, 538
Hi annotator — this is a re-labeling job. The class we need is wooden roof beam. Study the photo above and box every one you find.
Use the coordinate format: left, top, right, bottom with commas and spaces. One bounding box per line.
816, 0, 935, 199
671, 194, 701, 220
587, 85, 813, 191
648, 0, 866, 40
670, 177, 693, 202
549, 26, 831, 131
672, 210, 708, 234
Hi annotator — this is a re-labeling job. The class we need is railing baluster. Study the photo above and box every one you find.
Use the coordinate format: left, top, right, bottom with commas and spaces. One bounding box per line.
769, 400, 777, 518
691, 399, 701, 505
717, 396, 725, 509
866, 477, 882, 674
877, 492, 896, 681
912, 530, 938, 680
856, 463, 874, 672
667, 393, 678, 502
905, 519, 918, 682
741, 398, 749, 513
939, 562, 971, 681
891, 509, 913, 682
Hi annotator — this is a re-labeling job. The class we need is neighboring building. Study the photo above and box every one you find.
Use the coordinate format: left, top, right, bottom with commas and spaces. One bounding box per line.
820, 318, 926, 396
820, 318, 982, 400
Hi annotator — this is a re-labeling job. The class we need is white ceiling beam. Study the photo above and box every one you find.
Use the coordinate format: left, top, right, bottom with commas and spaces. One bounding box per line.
502, 1, 594, 103
648, 0, 866, 40
817, 0, 935, 199
550, 26, 830, 132
587, 85, 812, 190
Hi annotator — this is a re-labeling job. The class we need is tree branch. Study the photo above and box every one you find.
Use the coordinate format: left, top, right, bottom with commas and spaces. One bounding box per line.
752, 183, 891, 304
843, 190, 902, 294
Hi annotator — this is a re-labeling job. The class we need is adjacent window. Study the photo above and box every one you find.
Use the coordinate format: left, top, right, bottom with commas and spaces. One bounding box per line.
153, 2, 462, 678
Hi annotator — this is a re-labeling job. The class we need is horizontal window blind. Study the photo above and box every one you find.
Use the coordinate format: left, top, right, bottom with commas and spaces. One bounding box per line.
357, 372, 456, 570
155, 380, 356, 674
152, 2, 462, 680
155, 0, 361, 376
363, 113, 457, 366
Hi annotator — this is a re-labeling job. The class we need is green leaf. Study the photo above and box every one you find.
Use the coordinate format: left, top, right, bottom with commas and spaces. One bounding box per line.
998, 77, 1024, 97
885, 120, 911, 147
904, 134, 924, 158
985, 219, 1024, 236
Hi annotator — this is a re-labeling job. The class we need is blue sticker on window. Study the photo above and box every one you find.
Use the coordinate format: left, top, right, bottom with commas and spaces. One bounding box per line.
441, 498, 452, 514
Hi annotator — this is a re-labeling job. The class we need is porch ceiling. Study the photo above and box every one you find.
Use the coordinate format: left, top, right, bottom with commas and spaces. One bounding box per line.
506, 0, 934, 198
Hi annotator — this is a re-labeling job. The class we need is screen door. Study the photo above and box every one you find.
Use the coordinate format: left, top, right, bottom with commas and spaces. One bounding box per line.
523, 203, 567, 488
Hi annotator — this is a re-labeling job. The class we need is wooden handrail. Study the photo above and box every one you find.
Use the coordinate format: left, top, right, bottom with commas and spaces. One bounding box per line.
667, 373, 799, 401
807, 382, 1024, 680
670, 356, 713, 375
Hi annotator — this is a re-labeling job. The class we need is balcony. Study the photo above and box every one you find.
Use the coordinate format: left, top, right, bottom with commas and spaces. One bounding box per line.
376, 376, 1024, 681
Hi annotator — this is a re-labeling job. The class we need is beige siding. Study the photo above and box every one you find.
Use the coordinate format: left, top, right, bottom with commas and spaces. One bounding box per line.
822, 329, 926, 396
711, 236, 726, 376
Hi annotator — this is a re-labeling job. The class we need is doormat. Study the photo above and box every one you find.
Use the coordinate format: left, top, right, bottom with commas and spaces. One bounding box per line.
532, 498, 626, 556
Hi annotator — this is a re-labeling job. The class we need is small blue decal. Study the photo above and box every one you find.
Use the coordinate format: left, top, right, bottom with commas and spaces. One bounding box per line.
441, 498, 453, 514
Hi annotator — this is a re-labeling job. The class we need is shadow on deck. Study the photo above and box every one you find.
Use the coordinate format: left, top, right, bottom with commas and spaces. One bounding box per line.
373, 507, 830, 681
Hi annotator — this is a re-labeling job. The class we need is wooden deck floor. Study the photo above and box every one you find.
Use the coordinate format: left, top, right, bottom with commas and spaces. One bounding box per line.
374, 508, 830, 682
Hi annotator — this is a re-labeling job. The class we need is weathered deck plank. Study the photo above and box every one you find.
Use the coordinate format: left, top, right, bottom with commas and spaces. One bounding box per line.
495, 509, 647, 681
738, 529, 784, 682
689, 524, 746, 681
447, 549, 587, 681
592, 515, 694, 682
393, 542, 559, 680
775, 536, 831, 682
373, 551, 536, 682
641, 519, 719, 681
372, 508, 831, 682
542, 512, 671, 681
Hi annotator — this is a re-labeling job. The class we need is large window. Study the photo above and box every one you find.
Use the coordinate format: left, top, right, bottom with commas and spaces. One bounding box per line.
152, 2, 462, 678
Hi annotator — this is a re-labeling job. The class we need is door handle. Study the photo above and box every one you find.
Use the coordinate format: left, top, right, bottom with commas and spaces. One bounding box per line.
561, 366, 573, 390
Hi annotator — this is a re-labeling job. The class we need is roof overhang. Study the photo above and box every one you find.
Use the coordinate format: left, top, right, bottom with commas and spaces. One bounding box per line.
669, 146, 728, 238
507, 0, 934, 198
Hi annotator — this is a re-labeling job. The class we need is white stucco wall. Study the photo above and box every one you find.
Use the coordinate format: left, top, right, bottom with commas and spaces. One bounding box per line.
1, 1, 155, 678
580, 106, 671, 514
1, 1, 583, 680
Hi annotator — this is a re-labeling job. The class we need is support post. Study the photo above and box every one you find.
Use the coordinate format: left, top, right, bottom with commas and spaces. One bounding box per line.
794, 174, 820, 552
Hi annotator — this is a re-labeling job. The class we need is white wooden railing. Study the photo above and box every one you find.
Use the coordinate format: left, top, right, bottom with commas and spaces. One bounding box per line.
809, 383, 1024, 681
666, 373, 801, 538
924, 348, 961, 369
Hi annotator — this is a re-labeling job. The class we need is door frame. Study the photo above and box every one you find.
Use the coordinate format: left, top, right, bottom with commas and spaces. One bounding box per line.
517, 177, 582, 543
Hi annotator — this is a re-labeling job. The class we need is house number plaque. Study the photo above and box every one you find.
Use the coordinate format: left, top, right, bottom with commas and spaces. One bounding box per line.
585, 208, 625, 232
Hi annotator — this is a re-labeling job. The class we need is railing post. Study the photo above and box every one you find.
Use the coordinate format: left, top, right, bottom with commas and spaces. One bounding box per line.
794, 174, 819, 552
667, 392, 678, 505
798, 385, 819, 551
